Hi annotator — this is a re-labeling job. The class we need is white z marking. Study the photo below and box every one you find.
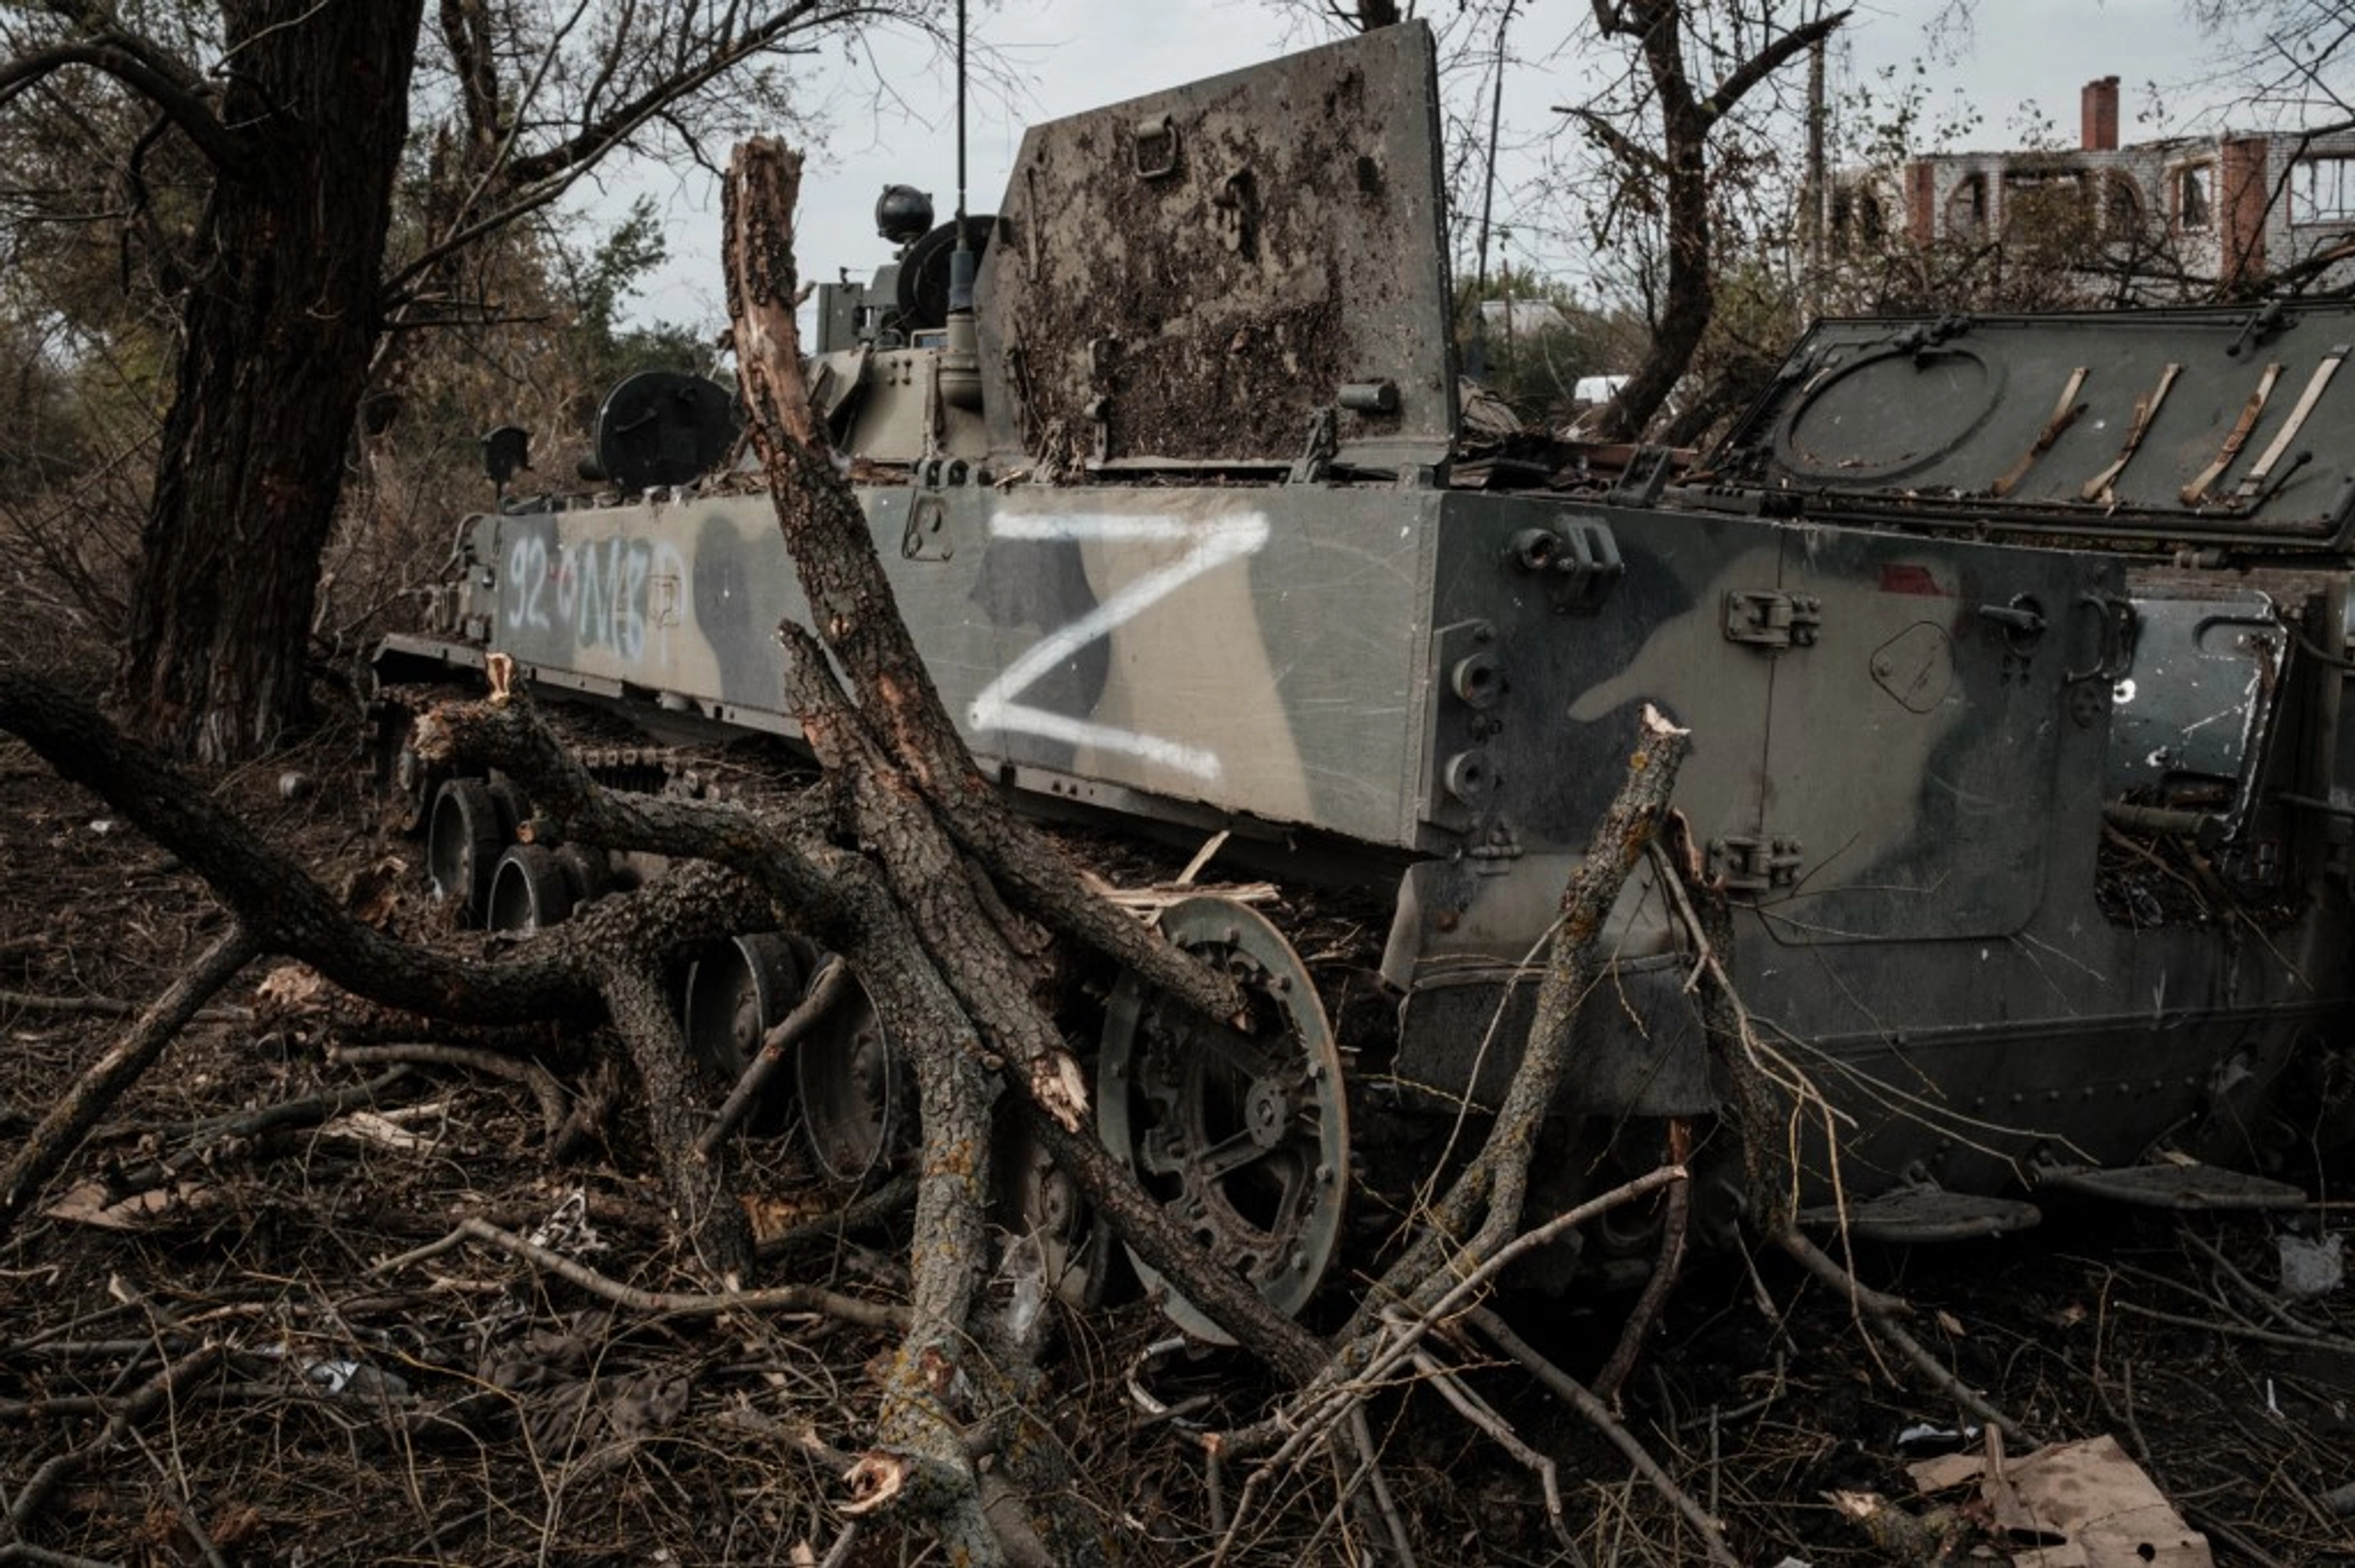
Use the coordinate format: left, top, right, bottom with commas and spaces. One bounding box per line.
968, 511, 1270, 781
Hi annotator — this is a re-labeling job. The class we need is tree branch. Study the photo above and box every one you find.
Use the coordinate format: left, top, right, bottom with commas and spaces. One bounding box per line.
0, 922, 258, 1240
0, 40, 246, 173
1700, 10, 1847, 129
719, 136, 1246, 1027
1573, 105, 1670, 177
0, 670, 765, 1028
501, 0, 847, 187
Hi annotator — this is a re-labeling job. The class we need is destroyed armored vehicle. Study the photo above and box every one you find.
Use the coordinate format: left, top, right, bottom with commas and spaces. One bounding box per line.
376, 22, 2355, 1330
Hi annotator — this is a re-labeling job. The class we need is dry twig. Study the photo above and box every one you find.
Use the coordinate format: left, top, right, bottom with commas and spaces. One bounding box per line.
0, 927, 259, 1239
1466, 1306, 1740, 1568
2110, 1298, 2355, 1356
6, 1344, 228, 1533
404, 1217, 910, 1332
0, 990, 248, 1025
1777, 1230, 2035, 1447
696, 956, 852, 1159
330, 1041, 571, 1150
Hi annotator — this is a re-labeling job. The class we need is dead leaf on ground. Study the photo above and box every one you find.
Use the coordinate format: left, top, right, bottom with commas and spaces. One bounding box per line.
254, 962, 328, 1019
1911, 1433, 2212, 1568
321, 1108, 442, 1152
45, 1179, 215, 1231
340, 855, 408, 930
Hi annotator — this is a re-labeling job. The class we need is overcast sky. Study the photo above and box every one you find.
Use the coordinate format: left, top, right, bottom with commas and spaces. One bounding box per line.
614, 0, 2275, 331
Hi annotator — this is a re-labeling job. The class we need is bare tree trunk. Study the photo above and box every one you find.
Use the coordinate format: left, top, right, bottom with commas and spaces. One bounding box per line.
722, 135, 1327, 1376
115, 0, 425, 761
1583, 0, 1847, 441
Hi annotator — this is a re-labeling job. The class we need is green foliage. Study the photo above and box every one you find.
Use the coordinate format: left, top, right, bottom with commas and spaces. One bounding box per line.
569, 197, 670, 348
558, 197, 722, 398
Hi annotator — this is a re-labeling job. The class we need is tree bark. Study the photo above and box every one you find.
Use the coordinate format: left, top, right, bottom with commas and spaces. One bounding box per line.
1347, 704, 1692, 1334
115, 0, 426, 761
722, 139, 1246, 1029
717, 136, 1361, 1551
723, 139, 1327, 1378
0, 670, 615, 1024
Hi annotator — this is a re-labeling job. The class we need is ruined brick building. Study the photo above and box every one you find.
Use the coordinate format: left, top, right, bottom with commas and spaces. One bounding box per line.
1834, 77, 2355, 302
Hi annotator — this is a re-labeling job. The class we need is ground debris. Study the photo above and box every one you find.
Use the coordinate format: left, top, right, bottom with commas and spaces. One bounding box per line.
1907, 1434, 2213, 1568
1, 708, 2352, 1563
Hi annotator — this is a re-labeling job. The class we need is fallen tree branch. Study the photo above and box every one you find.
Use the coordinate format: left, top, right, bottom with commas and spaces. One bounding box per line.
1776, 1230, 1914, 1321
1216, 1162, 1687, 1521
6, 1343, 229, 1532
101, 1069, 413, 1197
0, 671, 596, 1024
2178, 1227, 2330, 1339
330, 1042, 571, 1150
1206, 703, 1698, 1526
1593, 1115, 1694, 1403
697, 955, 851, 1159
0, 1541, 121, 1567
0, 990, 249, 1024
430, 1217, 910, 1331
2110, 1298, 2355, 1356
425, 671, 1334, 1385
1777, 1229, 2035, 1447
722, 150, 1243, 1036
754, 1173, 918, 1261
0, 924, 259, 1239
1357, 704, 1694, 1333
597, 960, 755, 1277
1341, 1407, 1420, 1568
1396, 1328, 1572, 1551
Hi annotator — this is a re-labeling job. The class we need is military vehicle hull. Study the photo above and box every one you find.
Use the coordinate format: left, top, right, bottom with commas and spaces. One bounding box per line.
380, 19, 2355, 1322
381, 465, 2353, 1231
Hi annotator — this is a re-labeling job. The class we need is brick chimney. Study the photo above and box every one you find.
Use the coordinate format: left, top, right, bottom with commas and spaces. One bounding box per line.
2082, 75, 2120, 152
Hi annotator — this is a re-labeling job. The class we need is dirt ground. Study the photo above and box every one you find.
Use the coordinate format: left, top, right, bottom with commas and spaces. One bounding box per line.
2, 704, 2352, 1567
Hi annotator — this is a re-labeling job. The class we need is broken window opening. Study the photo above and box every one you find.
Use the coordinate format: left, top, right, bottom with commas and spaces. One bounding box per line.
2101, 171, 2143, 236
1830, 184, 1886, 251
2175, 161, 2213, 233
2292, 154, 2355, 224
2002, 170, 2093, 241
1945, 173, 1989, 239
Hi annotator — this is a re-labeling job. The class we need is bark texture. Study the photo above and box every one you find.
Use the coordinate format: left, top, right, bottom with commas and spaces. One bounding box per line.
116, 0, 427, 760
722, 137, 1326, 1380
1366, 704, 1692, 1320
0, 669, 776, 1259
718, 137, 1352, 1554
722, 140, 1244, 1028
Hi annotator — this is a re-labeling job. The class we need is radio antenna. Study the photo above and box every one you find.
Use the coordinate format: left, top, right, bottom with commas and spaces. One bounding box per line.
939, 0, 983, 412
952, 0, 972, 300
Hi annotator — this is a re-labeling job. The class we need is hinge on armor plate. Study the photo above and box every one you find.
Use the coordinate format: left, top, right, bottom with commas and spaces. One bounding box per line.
1706, 834, 1803, 896
1723, 589, 1823, 650
901, 492, 953, 561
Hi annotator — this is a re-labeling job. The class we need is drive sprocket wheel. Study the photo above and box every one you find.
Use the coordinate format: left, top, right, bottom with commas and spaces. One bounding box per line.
1099, 896, 1349, 1343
